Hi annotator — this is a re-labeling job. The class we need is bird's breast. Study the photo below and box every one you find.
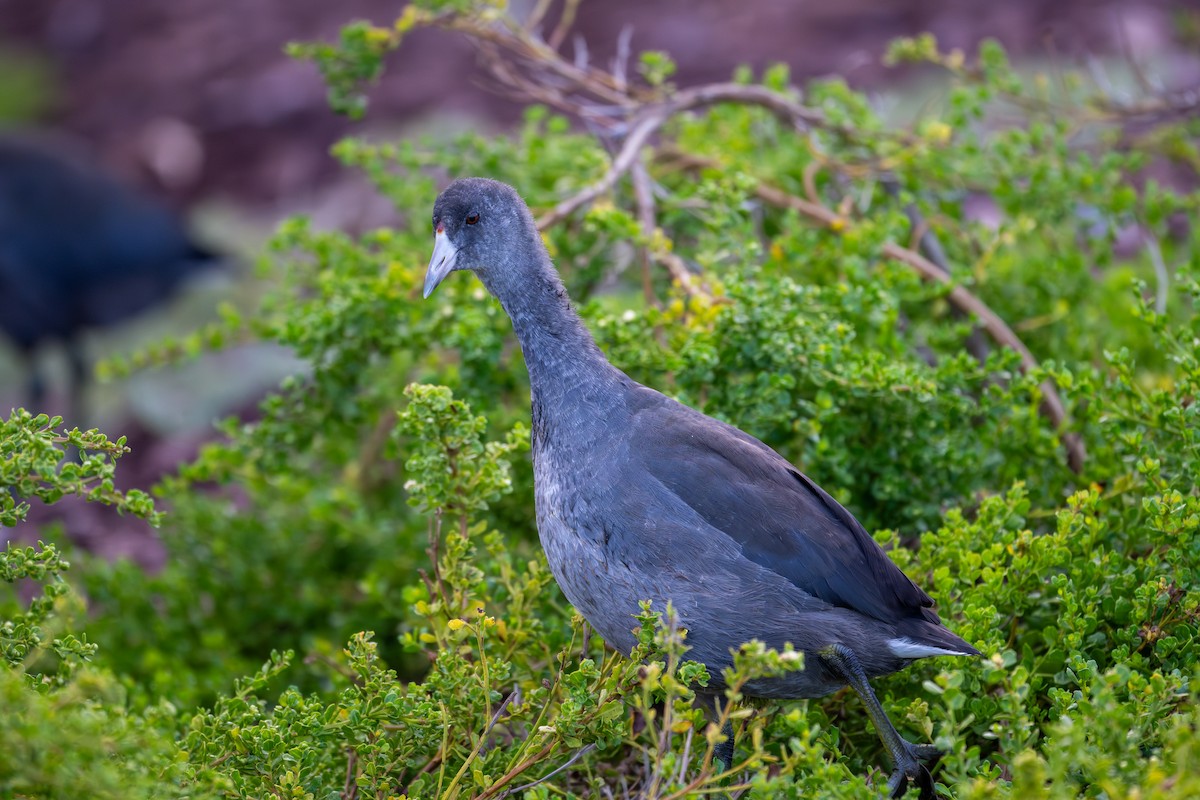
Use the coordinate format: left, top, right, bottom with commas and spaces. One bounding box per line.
532, 453, 647, 653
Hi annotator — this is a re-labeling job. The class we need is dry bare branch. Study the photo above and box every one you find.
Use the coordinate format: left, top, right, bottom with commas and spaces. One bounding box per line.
441, 13, 642, 109
536, 83, 827, 229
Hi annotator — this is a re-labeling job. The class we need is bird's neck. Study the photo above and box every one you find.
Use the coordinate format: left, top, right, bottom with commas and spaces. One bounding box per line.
480, 243, 622, 426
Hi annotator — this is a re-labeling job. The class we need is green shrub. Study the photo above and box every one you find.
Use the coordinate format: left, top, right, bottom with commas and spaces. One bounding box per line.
1, 417, 186, 799
5, 1, 1200, 796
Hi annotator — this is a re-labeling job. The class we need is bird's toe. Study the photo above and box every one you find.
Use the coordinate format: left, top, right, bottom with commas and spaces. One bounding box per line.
908, 742, 942, 761
886, 741, 941, 799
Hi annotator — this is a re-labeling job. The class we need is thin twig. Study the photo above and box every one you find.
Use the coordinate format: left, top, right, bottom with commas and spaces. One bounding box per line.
341, 748, 359, 800
580, 619, 592, 660
535, 109, 661, 228
572, 34, 588, 71
473, 743, 556, 800
481, 686, 522, 749
523, 0, 555, 32
631, 160, 661, 306
444, 10, 636, 107
401, 753, 443, 796
548, 0, 583, 51
675, 726, 695, 786
499, 744, 597, 798
656, 251, 711, 299
304, 651, 363, 686
440, 676, 516, 798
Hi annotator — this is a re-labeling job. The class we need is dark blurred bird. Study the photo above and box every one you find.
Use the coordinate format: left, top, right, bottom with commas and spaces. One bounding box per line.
0, 135, 221, 422
423, 177, 979, 799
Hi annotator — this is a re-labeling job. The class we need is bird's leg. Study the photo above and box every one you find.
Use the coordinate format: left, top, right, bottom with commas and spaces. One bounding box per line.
23, 350, 47, 414
821, 645, 941, 800
713, 719, 735, 772
695, 693, 736, 772
66, 339, 89, 428
26, 369, 47, 413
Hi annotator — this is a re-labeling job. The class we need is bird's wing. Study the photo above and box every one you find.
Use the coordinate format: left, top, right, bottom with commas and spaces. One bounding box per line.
625, 389, 935, 624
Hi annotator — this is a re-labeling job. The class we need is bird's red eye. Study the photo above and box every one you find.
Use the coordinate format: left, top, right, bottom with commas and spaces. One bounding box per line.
465, 213, 480, 225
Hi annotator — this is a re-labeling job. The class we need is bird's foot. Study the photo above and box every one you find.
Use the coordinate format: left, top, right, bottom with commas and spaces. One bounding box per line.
886, 741, 941, 799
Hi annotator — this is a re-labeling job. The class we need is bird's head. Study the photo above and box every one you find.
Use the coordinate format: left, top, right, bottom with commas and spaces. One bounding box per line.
423, 177, 538, 298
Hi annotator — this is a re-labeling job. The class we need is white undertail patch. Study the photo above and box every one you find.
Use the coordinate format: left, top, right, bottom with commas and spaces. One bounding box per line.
887, 637, 970, 659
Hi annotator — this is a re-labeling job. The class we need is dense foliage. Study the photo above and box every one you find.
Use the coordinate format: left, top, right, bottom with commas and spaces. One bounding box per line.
4, 1, 1200, 797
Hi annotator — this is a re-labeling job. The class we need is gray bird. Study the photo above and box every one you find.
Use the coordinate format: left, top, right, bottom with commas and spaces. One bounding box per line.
423, 177, 978, 798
